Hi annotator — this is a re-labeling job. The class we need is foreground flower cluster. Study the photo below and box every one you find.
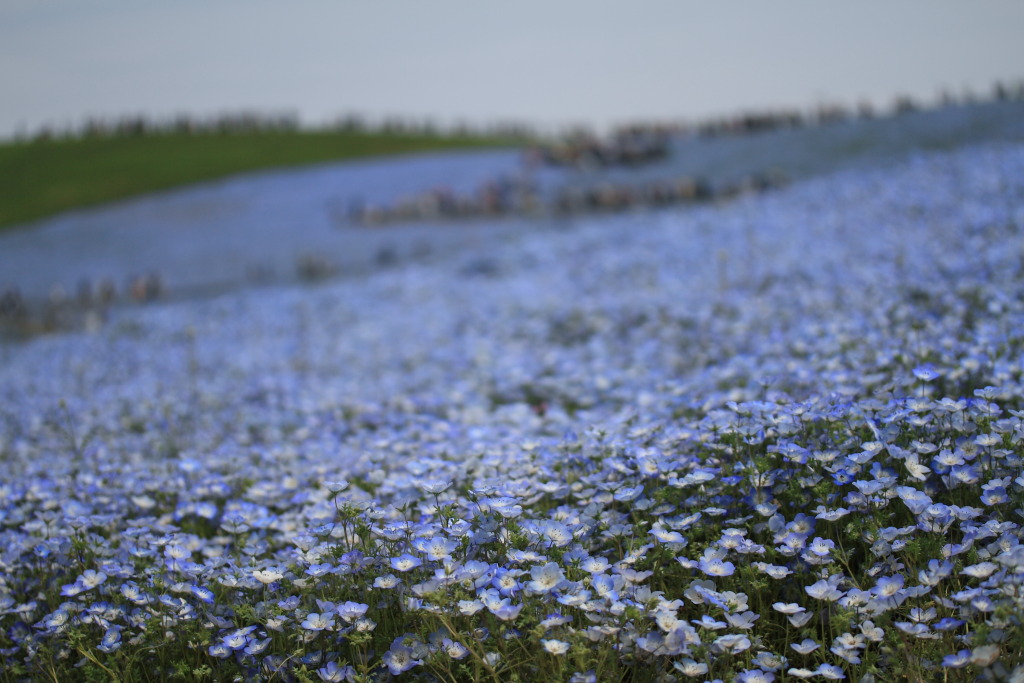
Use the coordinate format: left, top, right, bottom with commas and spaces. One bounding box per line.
2, 143, 1024, 682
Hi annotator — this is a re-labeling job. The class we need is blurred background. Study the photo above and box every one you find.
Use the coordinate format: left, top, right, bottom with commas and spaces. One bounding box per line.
3, 1, 1023, 137
2, 1, 1024, 335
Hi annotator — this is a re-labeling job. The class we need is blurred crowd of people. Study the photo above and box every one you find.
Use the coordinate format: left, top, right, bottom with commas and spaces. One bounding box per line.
526, 127, 672, 169
0, 273, 163, 337
346, 169, 787, 227
344, 175, 543, 226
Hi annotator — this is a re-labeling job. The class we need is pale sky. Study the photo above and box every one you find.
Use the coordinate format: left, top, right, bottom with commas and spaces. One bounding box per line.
1, 1, 1022, 138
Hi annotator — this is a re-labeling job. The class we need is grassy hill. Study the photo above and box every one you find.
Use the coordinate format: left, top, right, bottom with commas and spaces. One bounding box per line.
0, 129, 522, 230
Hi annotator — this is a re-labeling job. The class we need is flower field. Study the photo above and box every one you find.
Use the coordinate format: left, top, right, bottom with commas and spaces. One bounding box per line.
2, 142, 1024, 682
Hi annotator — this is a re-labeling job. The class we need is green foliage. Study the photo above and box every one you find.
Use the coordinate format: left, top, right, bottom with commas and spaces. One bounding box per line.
0, 129, 522, 229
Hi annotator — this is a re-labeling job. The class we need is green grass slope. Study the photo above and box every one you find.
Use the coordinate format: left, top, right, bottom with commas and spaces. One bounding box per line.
0, 130, 521, 230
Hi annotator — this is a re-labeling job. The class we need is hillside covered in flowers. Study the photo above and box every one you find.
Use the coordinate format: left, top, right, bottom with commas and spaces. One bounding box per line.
2, 141, 1023, 681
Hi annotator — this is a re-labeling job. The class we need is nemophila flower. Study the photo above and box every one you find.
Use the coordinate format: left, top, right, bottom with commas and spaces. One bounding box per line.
777, 532, 808, 556
442, 638, 469, 659
478, 588, 504, 612
208, 643, 232, 659
543, 521, 574, 547
591, 574, 619, 600
557, 590, 591, 608
787, 668, 817, 679
220, 512, 250, 534
725, 611, 760, 630
699, 557, 735, 577
383, 644, 422, 676
712, 633, 751, 654
506, 549, 545, 563
807, 536, 835, 556
902, 453, 932, 481
860, 621, 884, 641
65, 569, 108, 595
323, 479, 350, 494
541, 639, 570, 655
772, 602, 804, 615
488, 598, 523, 621
736, 670, 775, 683
613, 484, 644, 502
970, 644, 1001, 667
949, 464, 980, 486
305, 562, 333, 578
942, 650, 971, 669
336, 601, 369, 623
636, 631, 672, 655
491, 567, 521, 596
37, 608, 71, 633
830, 468, 855, 486
894, 621, 932, 638
815, 663, 846, 680
222, 626, 256, 650
528, 562, 566, 593
980, 481, 1009, 506
458, 599, 485, 616
933, 617, 963, 631
805, 576, 844, 602
872, 574, 904, 598
913, 364, 941, 382
413, 535, 459, 561
59, 582, 86, 598
969, 594, 996, 613
353, 617, 377, 633
721, 590, 749, 612
190, 584, 215, 604
814, 506, 850, 521
96, 626, 122, 653
756, 562, 794, 579
894, 485, 932, 515
118, 581, 150, 610
390, 554, 423, 572
673, 659, 709, 678
654, 609, 682, 632
962, 561, 999, 579
300, 612, 335, 632
418, 479, 453, 495
317, 661, 354, 682
581, 556, 610, 573
245, 637, 272, 656
790, 638, 819, 655
831, 633, 866, 663
253, 567, 284, 585
373, 573, 402, 589
278, 595, 300, 611
918, 558, 953, 586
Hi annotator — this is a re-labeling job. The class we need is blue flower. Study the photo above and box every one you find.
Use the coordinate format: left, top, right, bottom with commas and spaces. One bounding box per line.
382, 644, 422, 675
442, 638, 469, 659
96, 626, 122, 653
300, 612, 335, 632
335, 601, 369, 623
698, 557, 735, 577
527, 562, 566, 593
208, 642, 232, 659
541, 639, 570, 655
488, 599, 524, 621
941, 650, 971, 669
190, 584, 215, 604
317, 661, 354, 682
390, 554, 423, 572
